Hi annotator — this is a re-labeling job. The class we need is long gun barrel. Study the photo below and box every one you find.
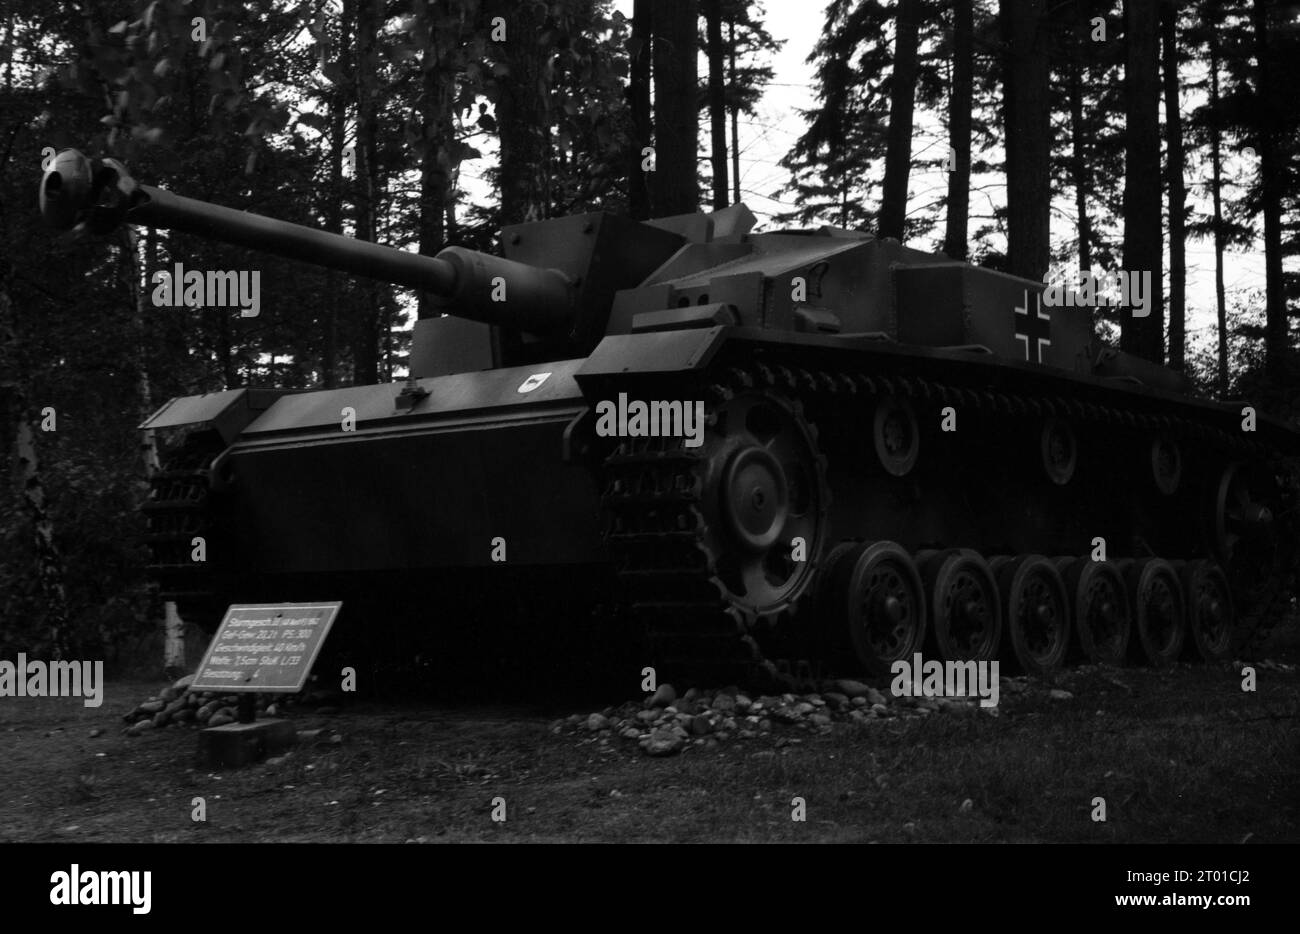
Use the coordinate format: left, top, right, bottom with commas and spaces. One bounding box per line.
38, 149, 574, 334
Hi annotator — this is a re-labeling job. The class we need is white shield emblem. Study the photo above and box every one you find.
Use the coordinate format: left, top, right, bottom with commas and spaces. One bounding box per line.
517, 372, 552, 394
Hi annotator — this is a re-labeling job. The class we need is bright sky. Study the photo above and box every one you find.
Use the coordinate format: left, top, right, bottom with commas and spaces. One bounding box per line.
599, 0, 1271, 355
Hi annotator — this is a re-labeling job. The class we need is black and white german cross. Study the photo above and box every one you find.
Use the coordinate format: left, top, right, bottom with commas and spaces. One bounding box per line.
1014, 289, 1051, 363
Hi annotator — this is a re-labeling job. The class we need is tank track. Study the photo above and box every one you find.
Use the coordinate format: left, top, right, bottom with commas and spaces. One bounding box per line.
599, 353, 1300, 687
140, 430, 223, 625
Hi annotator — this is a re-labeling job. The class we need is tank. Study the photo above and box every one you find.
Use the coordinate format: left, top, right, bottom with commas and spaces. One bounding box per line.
40, 149, 1300, 689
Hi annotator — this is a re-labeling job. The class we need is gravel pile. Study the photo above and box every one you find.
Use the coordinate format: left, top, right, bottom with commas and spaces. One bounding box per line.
551, 679, 995, 757
121, 675, 339, 736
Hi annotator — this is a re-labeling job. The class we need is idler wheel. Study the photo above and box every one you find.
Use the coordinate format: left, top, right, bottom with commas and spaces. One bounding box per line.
1056, 557, 1130, 665
1209, 462, 1274, 563
990, 554, 1071, 676
1180, 560, 1234, 662
1039, 418, 1077, 485
1120, 557, 1186, 667
823, 541, 927, 676
918, 548, 1001, 662
873, 396, 919, 477
1150, 435, 1182, 496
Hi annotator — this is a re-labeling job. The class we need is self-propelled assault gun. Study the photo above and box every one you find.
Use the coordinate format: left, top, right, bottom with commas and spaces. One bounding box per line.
40, 149, 1299, 687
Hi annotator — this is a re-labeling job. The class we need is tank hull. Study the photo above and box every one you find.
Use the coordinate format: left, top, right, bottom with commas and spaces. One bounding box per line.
146, 328, 1300, 685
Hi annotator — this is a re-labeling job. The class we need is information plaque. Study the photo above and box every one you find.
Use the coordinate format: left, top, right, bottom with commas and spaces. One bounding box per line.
191, 602, 342, 693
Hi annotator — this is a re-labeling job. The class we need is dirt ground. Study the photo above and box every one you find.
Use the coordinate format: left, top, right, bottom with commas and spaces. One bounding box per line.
2, 624, 1297, 844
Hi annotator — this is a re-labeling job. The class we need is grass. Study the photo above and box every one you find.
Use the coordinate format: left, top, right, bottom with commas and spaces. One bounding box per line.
0, 624, 1296, 843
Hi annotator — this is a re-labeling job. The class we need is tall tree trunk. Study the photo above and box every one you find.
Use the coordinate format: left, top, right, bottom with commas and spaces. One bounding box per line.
124, 228, 183, 673
880, 0, 922, 241
943, 0, 972, 259
321, 7, 350, 389
1068, 0, 1093, 274
629, 0, 653, 221
1209, 24, 1229, 396
729, 17, 740, 205
0, 286, 72, 659
705, 0, 729, 209
495, 0, 552, 224
1121, 0, 1164, 363
1001, 0, 1051, 281
1162, 0, 1186, 372
1250, 0, 1287, 377
352, 0, 382, 386
651, 0, 698, 217
417, 42, 452, 319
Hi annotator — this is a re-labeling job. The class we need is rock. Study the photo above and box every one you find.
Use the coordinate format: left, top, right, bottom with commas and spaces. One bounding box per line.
160, 687, 179, 703
186, 693, 200, 708
266, 704, 278, 716
807, 695, 827, 707
866, 687, 887, 706
834, 679, 871, 699
682, 688, 699, 701
809, 713, 832, 727
127, 719, 154, 736
851, 696, 867, 708
688, 716, 714, 736
172, 674, 196, 692
849, 709, 869, 723
673, 699, 696, 716
772, 707, 802, 724
644, 728, 685, 756
711, 693, 736, 713
620, 726, 640, 740
871, 703, 889, 716
586, 713, 610, 732
196, 704, 216, 724
164, 698, 186, 716
960, 798, 974, 812
734, 695, 753, 711
152, 712, 171, 728
823, 692, 849, 710
173, 709, 195, 724
138, 700, 165, 715
650, 684, 677, 708
663, 706, 678, 716
1049, 689, 1073, 701
757, 718, 773, 732
88, 728, 104, 738
208, 712, 235, 728
636, 709, 658, 724
793, 701, 816, 715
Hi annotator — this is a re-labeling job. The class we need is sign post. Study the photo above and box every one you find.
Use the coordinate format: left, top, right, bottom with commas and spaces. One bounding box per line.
192, 602, 342, 768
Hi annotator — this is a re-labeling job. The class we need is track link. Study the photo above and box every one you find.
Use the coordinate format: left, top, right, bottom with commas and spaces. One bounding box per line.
599, 352, 1300, 687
